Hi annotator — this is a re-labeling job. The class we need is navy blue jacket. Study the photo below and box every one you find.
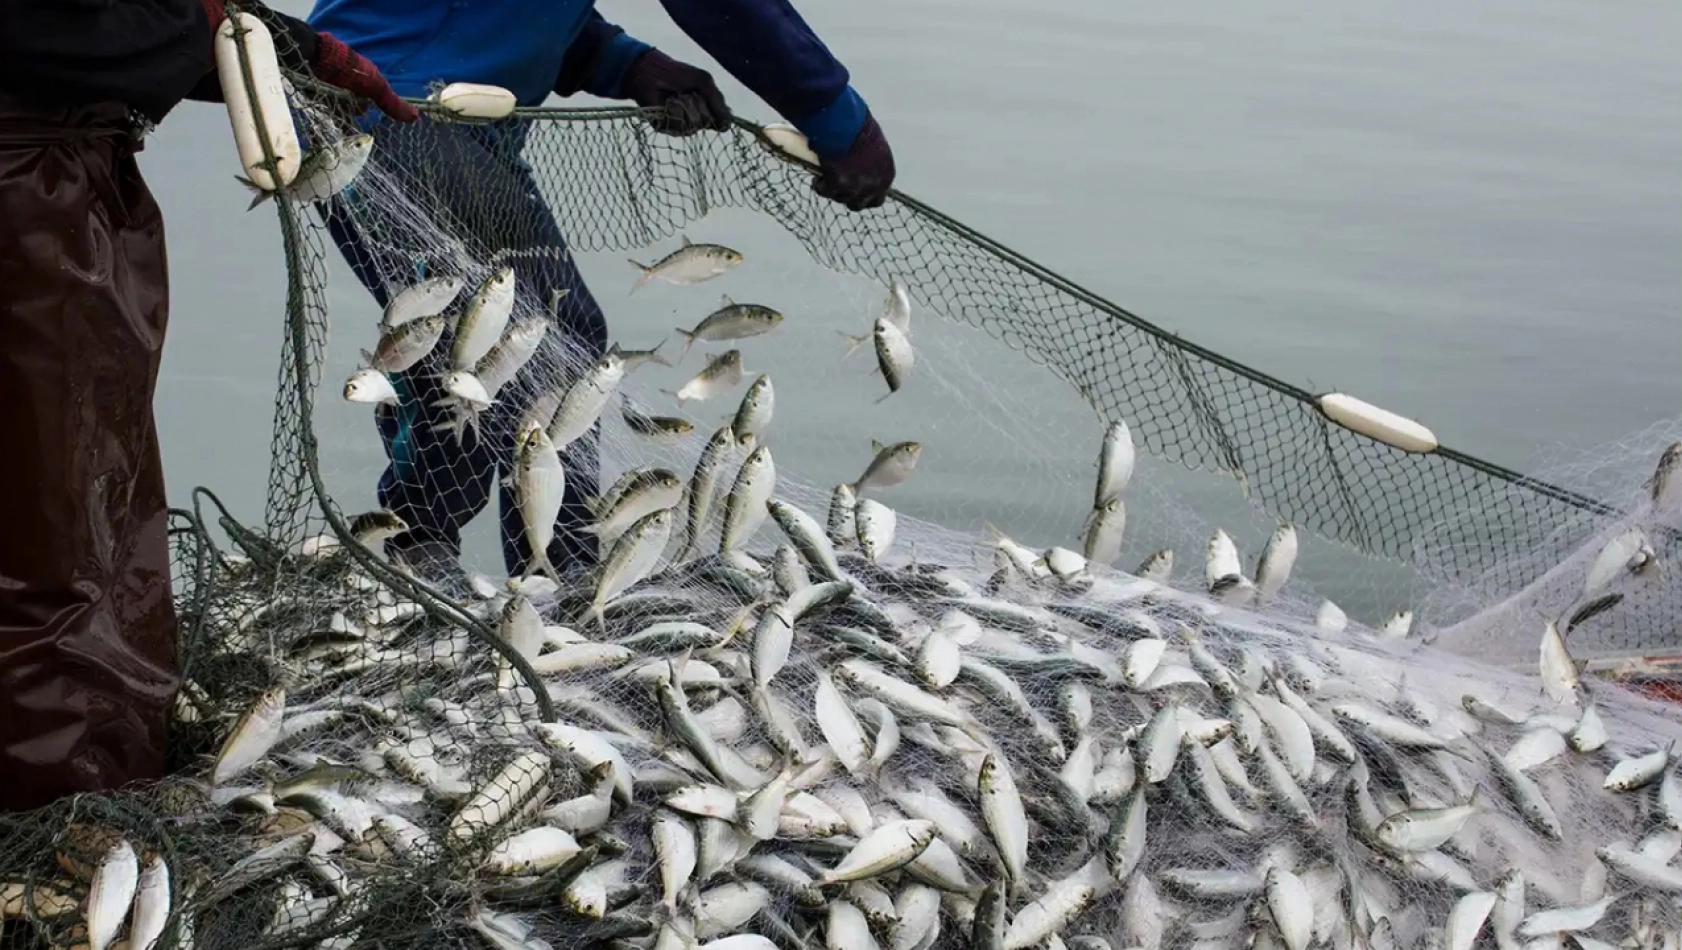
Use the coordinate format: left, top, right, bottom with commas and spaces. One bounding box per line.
307, 0, 870, 158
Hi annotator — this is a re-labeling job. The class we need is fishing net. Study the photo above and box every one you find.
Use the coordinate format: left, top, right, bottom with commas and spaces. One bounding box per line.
6, 18, 1682, 950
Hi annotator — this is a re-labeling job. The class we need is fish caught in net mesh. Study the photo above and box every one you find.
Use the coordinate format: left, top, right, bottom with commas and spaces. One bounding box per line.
7, 47, 1682, 950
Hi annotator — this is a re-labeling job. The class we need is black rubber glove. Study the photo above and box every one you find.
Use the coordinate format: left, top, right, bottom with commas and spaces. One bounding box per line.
621, 49, 732, 136
813, 112, 896, 212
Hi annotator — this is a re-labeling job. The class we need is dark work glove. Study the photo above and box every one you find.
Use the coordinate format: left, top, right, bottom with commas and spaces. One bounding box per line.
813, 112, 896, 212
199, 0, 417, 122
621, 49, 732, 136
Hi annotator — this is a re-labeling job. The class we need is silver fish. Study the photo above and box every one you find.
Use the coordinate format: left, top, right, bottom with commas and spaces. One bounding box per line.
668, 349, 745, 406
362, 314, 446, 374
680, 424, 736, 560
514, 424, 567, 583
240, 133, 373, 209
607, 337, 674, 372
1095, 420, 1136, 504
1645, 441, 1682, 515
628, 235, 743, 293
768, 497, 845, 582
1254, 524, 1298, 602
587, 509, 675, 630
676, 297, 784, 359
720, 446, 777, 553
1136, 548, 1173, 582
853, 440, 923, 496
978, 753, 1029, 888
548, 352, 626, 448
621, 398, 694, 439
585, 468, 685, 545
856, 498, 897, 562
1080, 496, 1127, 567
450, 267, 517, 371
213, 687, 286, 785
826, 485, 860, 549
475, 317, 548, 397
343, 368, 398, 405
381, 273, 464, 330
129, 853, 171, 950
732, 374, 776, 448
871, 317, 915, 402
86, 841, 139, 950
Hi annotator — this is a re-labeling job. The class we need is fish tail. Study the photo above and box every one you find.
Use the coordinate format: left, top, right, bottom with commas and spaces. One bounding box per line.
673, 327, 697, 362
235, 175, 275, 211
873, 389, 896, 406
649, 335, 674, 367
836, 329, 871, 360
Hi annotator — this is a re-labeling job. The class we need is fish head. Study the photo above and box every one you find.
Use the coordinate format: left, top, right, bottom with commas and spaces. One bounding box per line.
894, 442, 924, 464
445, 372, 491, 406
715, 246, 745, 266
478, 266, 516, 299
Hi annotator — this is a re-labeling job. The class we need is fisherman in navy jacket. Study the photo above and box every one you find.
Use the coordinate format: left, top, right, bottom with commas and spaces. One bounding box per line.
309, 0, 897, 594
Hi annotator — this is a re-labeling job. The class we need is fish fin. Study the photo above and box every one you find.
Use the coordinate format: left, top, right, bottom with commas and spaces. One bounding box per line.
359, 349, 376, 366
873, 389, 895, 406
647, 335, 674, 367
627, 259, 654, 295
235, 175, 274, 211
674, 327, 697, 363
836, 329, 871, 360
870, 440, 886, 455
721, 294, 734, 307
680, 235, 693, 248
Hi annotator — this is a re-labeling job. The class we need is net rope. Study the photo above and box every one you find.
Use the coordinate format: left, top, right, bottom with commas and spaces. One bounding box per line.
4, 25, 1682, 950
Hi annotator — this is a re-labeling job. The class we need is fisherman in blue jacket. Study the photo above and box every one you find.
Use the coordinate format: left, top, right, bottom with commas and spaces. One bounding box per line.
310, 0, 896, 594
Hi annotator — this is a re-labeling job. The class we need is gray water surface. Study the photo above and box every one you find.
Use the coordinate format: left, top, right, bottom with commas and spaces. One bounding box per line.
145, 0, 1681, 623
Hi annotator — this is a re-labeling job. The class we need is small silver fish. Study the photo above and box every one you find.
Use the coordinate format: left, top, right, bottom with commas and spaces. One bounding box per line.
588, 508, 675, 631
343, 368, 398, 405
732, 374, 775, 448
720, 446, 777, 553
239, 133, 374, 209
608, 337, 675, 372
213, 687, 286, 785
451, 267, 517, 371
1136, 548, 1173, 582
852, 440, 924, 496
1646, 441, 1682, 515
628, 236, 743, 293
621, 398, 694, 439
548, 352, 627, 448
871, 317, 915, 402
1254, 524, 1298, 601
514, 424, 567, 583
1080, 496, 1127, 567
1095, 420, 1136, 505
675, 297, 784, 360
680, 424, 737, 561
362, 314, 446, 374
828, 484, 859, 548
856, 498, 897, 562
667, 349, 745, 406
381, 274, 464, 330
86, 841, 140, 950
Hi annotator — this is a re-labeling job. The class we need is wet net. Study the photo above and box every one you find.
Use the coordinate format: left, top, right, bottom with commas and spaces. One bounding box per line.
5, 17, 1682, 950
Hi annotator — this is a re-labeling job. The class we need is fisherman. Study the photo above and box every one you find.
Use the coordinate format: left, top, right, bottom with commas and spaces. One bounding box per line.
0, 2, 413, 812
310, 0, 898, 593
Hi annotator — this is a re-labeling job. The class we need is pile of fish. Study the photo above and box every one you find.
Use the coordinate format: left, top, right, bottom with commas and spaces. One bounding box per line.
9, 132, 1682, 950
10, 392, 1682, 950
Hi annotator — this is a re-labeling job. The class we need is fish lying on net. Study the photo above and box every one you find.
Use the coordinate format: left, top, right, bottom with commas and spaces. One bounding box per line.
9, 419, 1682, 950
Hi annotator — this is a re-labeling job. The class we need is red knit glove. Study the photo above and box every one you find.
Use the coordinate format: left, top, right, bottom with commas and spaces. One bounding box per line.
310, 33, 420, 123
200, 0, 417, 123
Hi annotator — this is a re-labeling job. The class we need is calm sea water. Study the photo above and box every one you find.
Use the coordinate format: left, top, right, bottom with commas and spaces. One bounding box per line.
144, 0, 1681, 625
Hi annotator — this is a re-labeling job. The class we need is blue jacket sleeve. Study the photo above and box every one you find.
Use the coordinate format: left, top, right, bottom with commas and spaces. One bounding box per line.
655, 0, 871, 159
555, 11, 653, 100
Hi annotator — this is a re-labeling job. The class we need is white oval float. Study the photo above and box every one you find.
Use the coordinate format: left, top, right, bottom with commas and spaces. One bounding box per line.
429, 83, 517, 120
760, 123, 820, 166
215, 13, 302, 192
1317, 392, 1439, 454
